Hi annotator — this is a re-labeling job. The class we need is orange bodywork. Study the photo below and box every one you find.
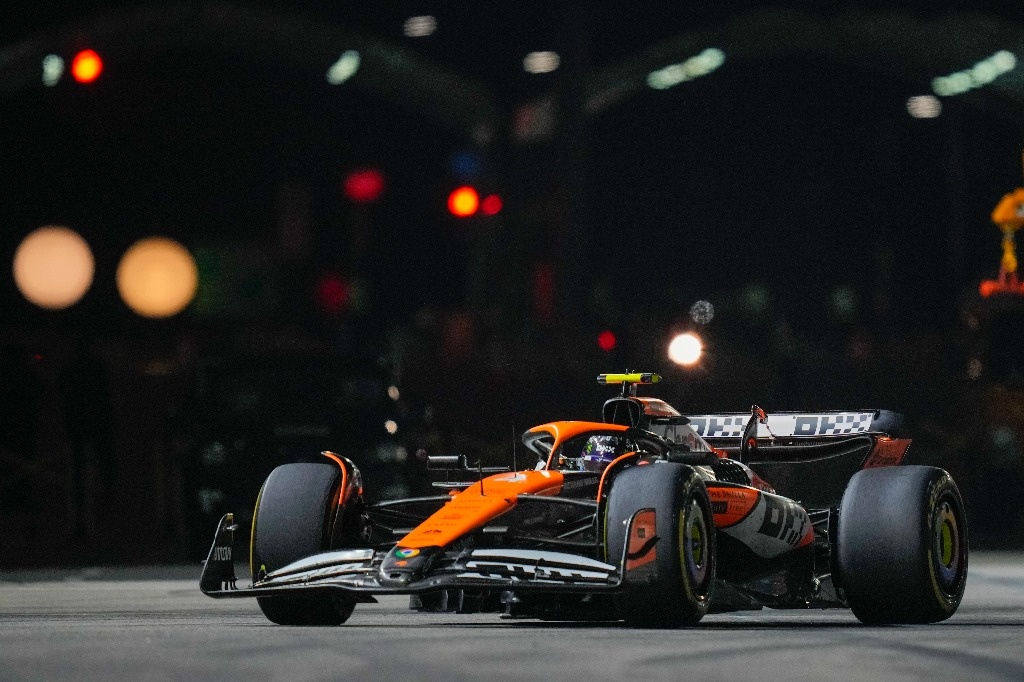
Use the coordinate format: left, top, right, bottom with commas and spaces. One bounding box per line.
625, 510, 658, 570
708, 486, 761, 528
382, 420, 818, 555
861, 437, 911, 469
321, 451, 351, 505
397, 469, 565, 550
396, 421, 628, 551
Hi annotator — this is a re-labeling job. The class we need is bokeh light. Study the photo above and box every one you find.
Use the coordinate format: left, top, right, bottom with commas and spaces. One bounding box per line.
597, 330, 617, 352
71, 49, 103, 83
931, 50, 1015, 97
326, 50, 360, 85
343, 168, 385, 203
690, 300, 715, 324
116, 237, 198, 318
403, 16, 437, 38
647, 48, 724, 90
41, 54, 64, 86
906, 95, 942, 118
668, 332, 703, 366
448, 186, 479, 217
481, 194, 503, 216
831, 285, 858, 321
523, 51, 560, 74
314, 272, 351, 315
13, 225, 95, 309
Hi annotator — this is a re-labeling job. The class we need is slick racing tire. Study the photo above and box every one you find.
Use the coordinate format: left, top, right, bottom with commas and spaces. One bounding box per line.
837, 465, 968, 624
251, 463, 355, 626
605, 462, 715, 628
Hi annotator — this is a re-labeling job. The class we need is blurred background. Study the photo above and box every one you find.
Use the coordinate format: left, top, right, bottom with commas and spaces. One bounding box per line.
2, 0, 1024, 566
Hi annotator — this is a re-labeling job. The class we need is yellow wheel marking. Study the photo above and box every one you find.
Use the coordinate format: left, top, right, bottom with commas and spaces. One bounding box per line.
940, 516, 956, 567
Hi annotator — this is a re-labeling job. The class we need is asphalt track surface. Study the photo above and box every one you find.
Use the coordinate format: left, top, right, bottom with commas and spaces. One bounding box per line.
1, 553, 1022, 682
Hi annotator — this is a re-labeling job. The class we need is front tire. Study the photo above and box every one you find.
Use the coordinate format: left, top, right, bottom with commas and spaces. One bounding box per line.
251, 463, 355, 625
837, 465, 968, 624
605, 462, 715, 627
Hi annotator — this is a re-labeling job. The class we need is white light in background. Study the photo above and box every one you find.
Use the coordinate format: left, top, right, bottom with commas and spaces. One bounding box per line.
647, 48, 725, 90
387, 385, 401, 401
42, 54, 64, 86
384, 420, 398, 435
932, 50, 1016, 96
403, 16, 437, 38
668, 332, 703, 366
523, 51, 560, 74
326, 50, 360, 85
906, 95, 942, 118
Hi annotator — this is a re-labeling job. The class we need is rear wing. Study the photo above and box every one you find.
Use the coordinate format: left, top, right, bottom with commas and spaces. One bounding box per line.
679, 409, 910, 509
683, 409, 905, 440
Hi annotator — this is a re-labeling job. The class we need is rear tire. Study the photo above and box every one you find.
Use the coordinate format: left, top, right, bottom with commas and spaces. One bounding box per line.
605, 462, 715, 627
837, 465, 968, 624
251, 463, 355, 625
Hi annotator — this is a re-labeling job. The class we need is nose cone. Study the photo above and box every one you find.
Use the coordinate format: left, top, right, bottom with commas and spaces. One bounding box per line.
379, 546, 438, 587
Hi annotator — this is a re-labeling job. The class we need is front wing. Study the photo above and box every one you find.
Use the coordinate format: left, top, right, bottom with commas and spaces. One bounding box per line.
199, 514, 632, 601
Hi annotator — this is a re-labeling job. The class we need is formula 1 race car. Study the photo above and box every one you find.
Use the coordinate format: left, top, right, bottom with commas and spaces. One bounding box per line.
200, 373, 968, 627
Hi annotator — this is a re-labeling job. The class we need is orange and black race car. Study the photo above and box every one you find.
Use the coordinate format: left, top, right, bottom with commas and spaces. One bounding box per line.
200, 373, 968, 627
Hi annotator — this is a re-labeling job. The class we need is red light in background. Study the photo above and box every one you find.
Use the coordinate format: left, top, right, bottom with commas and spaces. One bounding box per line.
314, 273, 350, 315
597, 330, 617, 352
448, 186, 479, 217
481, 194, 503, 216
71, 49, 103, 83
343, 168, 385, 203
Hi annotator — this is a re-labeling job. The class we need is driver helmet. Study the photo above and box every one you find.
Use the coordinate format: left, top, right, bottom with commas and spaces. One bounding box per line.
581, 435, 627, 472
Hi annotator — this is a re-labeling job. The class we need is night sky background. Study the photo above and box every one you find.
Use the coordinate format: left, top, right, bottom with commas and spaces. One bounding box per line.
3, 1, 1024, 563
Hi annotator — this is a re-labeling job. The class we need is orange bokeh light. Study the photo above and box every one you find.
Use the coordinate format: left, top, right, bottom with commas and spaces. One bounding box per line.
13, 225, 95, 309
116, 237, 198, 318
448, 186, 479, 217
71, 49, 103, 83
